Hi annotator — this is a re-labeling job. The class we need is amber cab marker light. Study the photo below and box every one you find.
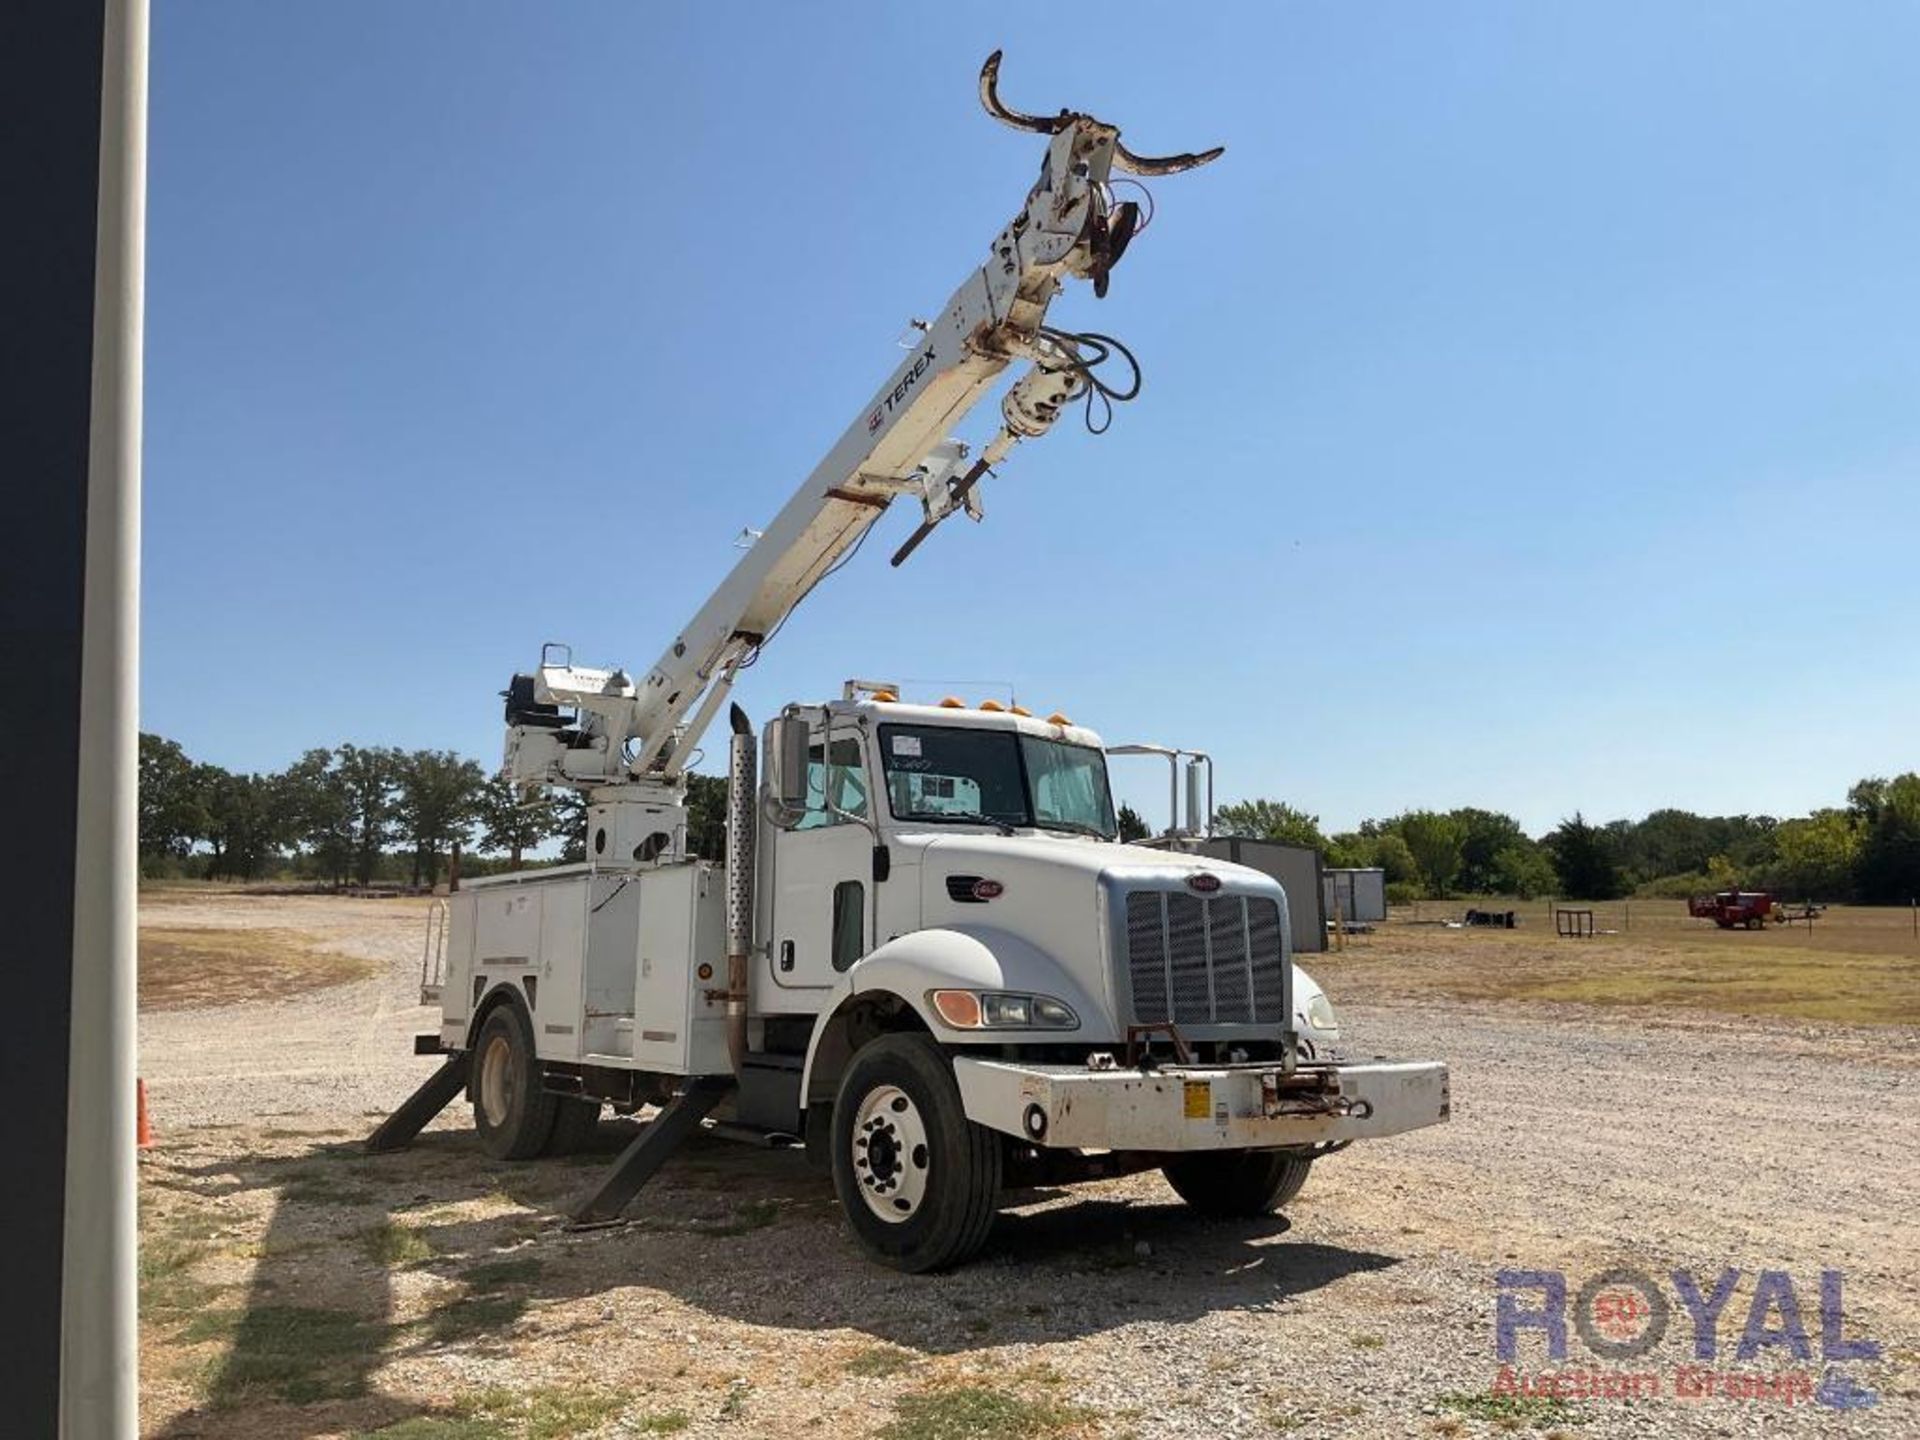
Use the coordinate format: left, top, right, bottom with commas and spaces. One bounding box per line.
939, 696, 966, 709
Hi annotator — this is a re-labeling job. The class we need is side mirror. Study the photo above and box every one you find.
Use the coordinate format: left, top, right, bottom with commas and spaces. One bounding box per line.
766, 715, 812, 819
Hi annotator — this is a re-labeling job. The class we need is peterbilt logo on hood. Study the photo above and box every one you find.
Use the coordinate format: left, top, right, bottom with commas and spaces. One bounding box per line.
1186, 872, 1222, 894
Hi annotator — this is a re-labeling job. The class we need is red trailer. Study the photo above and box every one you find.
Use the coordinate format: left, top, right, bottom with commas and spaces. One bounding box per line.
1688, 890, 1780, 930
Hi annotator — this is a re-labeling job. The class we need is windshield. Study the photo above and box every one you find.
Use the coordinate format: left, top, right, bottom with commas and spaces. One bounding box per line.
878, 724, 1116, 839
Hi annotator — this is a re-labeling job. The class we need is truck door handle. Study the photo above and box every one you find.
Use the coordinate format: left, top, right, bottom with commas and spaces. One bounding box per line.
779, 940, 795, 973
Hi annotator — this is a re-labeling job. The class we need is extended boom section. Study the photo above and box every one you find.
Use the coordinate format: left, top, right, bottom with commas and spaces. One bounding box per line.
504, 53, 1221, 813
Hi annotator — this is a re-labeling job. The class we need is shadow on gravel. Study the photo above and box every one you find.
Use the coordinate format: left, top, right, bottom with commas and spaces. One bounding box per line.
146, 1114, 1400, 1438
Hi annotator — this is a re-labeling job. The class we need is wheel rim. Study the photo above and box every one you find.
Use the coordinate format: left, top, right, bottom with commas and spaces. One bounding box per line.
851, 1083, 931, 1223
478, 1033, 515, 1126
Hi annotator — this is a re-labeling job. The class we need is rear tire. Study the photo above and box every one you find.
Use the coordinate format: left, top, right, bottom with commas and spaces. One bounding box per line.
471, 1004, 558, 1160
545, 1096, 601, 1156
1162, 1151, 1312, 1217
831, 1034, 1001, 1273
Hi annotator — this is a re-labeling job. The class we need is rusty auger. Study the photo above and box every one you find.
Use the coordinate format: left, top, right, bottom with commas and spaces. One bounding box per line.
978, 49, 1225, 176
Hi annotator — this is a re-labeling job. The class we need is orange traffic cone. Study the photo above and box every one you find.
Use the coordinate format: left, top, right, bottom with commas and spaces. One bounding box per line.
136, 1077, 153, 1150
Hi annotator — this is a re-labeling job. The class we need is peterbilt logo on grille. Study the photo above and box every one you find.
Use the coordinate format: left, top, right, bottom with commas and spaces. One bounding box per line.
1186, 873, 1222, 894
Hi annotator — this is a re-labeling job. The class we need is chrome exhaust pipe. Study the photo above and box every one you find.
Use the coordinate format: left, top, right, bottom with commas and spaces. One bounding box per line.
724, 704, 756, 1076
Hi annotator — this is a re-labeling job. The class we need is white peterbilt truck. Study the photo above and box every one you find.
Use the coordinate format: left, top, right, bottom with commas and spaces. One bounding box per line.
370, 54, 1449, 1272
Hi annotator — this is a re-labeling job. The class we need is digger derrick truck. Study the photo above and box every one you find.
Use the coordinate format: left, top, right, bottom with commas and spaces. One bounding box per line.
370, 55, 1449, 1272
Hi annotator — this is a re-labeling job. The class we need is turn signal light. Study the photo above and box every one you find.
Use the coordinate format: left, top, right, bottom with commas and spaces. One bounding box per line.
931, 990, 983, 1027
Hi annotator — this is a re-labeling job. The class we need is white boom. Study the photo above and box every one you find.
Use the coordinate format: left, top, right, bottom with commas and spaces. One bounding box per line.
505, 54, 1220, 803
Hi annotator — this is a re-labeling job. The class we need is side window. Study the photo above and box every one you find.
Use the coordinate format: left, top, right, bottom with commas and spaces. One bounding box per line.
831, 880, 865, 971
795, 733, 869, 831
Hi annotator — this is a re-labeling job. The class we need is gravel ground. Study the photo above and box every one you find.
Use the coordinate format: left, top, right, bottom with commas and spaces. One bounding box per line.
140, 895, 437, 1126
137, 896, 1919, 1438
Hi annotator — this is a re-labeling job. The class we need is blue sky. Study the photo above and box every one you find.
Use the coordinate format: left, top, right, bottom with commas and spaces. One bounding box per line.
143, 3, 1919, 837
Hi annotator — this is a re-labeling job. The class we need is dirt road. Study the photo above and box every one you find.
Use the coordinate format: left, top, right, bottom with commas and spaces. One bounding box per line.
137, 895, 1919, 1438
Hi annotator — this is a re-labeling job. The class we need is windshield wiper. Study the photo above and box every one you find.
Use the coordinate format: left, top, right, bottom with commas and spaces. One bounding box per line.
901, 810, 1019, 836
1036, 818, 1111, 840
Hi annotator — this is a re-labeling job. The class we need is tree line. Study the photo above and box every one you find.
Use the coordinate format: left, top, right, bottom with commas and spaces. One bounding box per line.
140, 732, 738, 885
143, 729, 1918, 905
1213, 776, 1920, 905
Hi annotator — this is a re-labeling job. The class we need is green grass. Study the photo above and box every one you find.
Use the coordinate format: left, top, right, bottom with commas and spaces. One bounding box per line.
360, 1386, 633, 1440
463, 1256, 546, 1290
195, 1303, 392, 1408
424, 1293, 529, 1344
879, 1383, 1095, 1440
845, 1345, 918, 1378
363, 1218, 435, 1268
1436, 1390, 1578, 1429
283, 1171, 378, 1206
633, 1413, 690, 1435
140, 1234, 218, 1320
357, 1418, 500, 1440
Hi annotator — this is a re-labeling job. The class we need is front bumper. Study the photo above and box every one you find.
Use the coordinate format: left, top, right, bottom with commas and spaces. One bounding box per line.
952, 1056, 1449, 1152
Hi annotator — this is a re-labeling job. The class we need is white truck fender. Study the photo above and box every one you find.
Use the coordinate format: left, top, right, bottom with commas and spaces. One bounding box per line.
797, 925, 1108, 1113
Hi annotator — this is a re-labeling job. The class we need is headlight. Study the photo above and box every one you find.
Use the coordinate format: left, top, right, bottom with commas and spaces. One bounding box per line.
1305, 992, 1340, 1032
929, 989, 1080, 1031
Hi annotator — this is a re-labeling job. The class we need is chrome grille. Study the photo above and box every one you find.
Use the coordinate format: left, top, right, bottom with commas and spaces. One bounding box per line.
1123, 890, 1287, 1027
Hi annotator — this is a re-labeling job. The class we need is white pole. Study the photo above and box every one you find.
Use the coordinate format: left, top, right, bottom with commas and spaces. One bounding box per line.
62, 1, 146, 1434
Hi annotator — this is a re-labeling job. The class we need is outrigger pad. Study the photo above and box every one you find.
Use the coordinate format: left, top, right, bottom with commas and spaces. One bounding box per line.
567, 1075, 735, 1227
364, 1052, 472, 1154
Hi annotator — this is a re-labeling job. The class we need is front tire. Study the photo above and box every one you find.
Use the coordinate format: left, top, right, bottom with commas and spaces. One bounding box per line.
1162, 1151, 1312, 1217
471, 1004, 558, 1160
831, 1034, 1001, 1273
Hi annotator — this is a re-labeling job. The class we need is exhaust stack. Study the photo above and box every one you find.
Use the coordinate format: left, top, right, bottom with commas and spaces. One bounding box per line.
724, 704, 756, 1075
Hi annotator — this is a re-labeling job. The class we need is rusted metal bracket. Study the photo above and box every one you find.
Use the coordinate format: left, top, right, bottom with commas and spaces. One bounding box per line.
1123, 1022, 1192, 1069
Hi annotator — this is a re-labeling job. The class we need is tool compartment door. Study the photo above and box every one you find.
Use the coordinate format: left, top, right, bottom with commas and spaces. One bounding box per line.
632, 864, 729, 1075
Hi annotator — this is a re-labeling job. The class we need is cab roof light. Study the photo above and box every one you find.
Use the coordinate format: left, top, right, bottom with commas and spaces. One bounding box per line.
870, 690, 898, 702
939, 696, 966, 709
1047, 711, 1072, 725
1009, 704, 1031, 717
978, 699, 1006, 712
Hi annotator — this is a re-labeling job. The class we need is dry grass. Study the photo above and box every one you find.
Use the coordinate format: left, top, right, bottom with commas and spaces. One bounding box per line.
1317, 898, 1920, 1026
140, 925, 377, 1009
